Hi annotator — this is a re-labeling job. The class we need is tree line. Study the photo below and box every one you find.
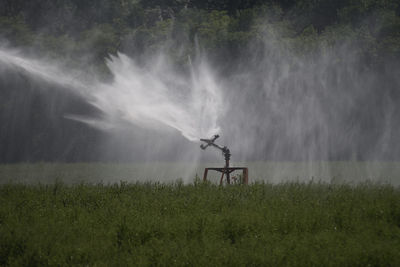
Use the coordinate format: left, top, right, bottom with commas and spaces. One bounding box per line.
0, 0, 399, 65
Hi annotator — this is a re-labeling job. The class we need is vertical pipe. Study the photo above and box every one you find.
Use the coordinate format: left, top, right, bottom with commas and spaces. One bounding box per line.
225, 159, 230, 184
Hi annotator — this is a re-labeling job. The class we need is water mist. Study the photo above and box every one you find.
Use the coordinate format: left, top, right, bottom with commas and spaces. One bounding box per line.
0, 23, 399, 185
0, 48, 223, 142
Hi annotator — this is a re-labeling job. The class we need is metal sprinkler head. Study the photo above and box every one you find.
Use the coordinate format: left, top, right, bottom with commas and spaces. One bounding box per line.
199, 134, 230, 161
200, 134, 219, 150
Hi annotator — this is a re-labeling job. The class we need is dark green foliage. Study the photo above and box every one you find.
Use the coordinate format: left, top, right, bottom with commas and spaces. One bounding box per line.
0, 16, 33, 46
1, 0, 399, 62
0, 182, 399, 265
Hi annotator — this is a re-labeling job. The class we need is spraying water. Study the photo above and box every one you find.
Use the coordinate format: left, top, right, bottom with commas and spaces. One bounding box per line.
0, 48, 223, 142
1, 24, 400, 184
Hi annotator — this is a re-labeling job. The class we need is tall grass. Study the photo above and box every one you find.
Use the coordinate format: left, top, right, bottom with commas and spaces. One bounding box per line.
1, 181, 399, 266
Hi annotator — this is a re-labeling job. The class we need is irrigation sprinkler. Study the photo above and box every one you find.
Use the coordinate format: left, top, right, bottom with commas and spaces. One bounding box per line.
200, 135, 248, 185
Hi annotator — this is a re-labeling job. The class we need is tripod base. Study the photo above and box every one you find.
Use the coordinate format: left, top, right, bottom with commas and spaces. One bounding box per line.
203, 167, 248, 185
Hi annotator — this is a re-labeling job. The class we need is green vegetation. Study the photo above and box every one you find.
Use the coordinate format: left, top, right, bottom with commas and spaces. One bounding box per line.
0, 181, 399, 266
1, 0, 399, 67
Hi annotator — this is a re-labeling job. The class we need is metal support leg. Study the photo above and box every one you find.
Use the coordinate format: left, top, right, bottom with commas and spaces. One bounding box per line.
203, 167, 249, 185
243, 168, 248, 184
203, 169, 208, 182
219, 172, 224, 185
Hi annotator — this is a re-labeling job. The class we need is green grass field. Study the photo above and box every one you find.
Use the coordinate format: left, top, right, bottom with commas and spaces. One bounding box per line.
1, 180, 400, 266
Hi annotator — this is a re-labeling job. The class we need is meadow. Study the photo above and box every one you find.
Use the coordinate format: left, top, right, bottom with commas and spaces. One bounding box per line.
0, 164, 399, 266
